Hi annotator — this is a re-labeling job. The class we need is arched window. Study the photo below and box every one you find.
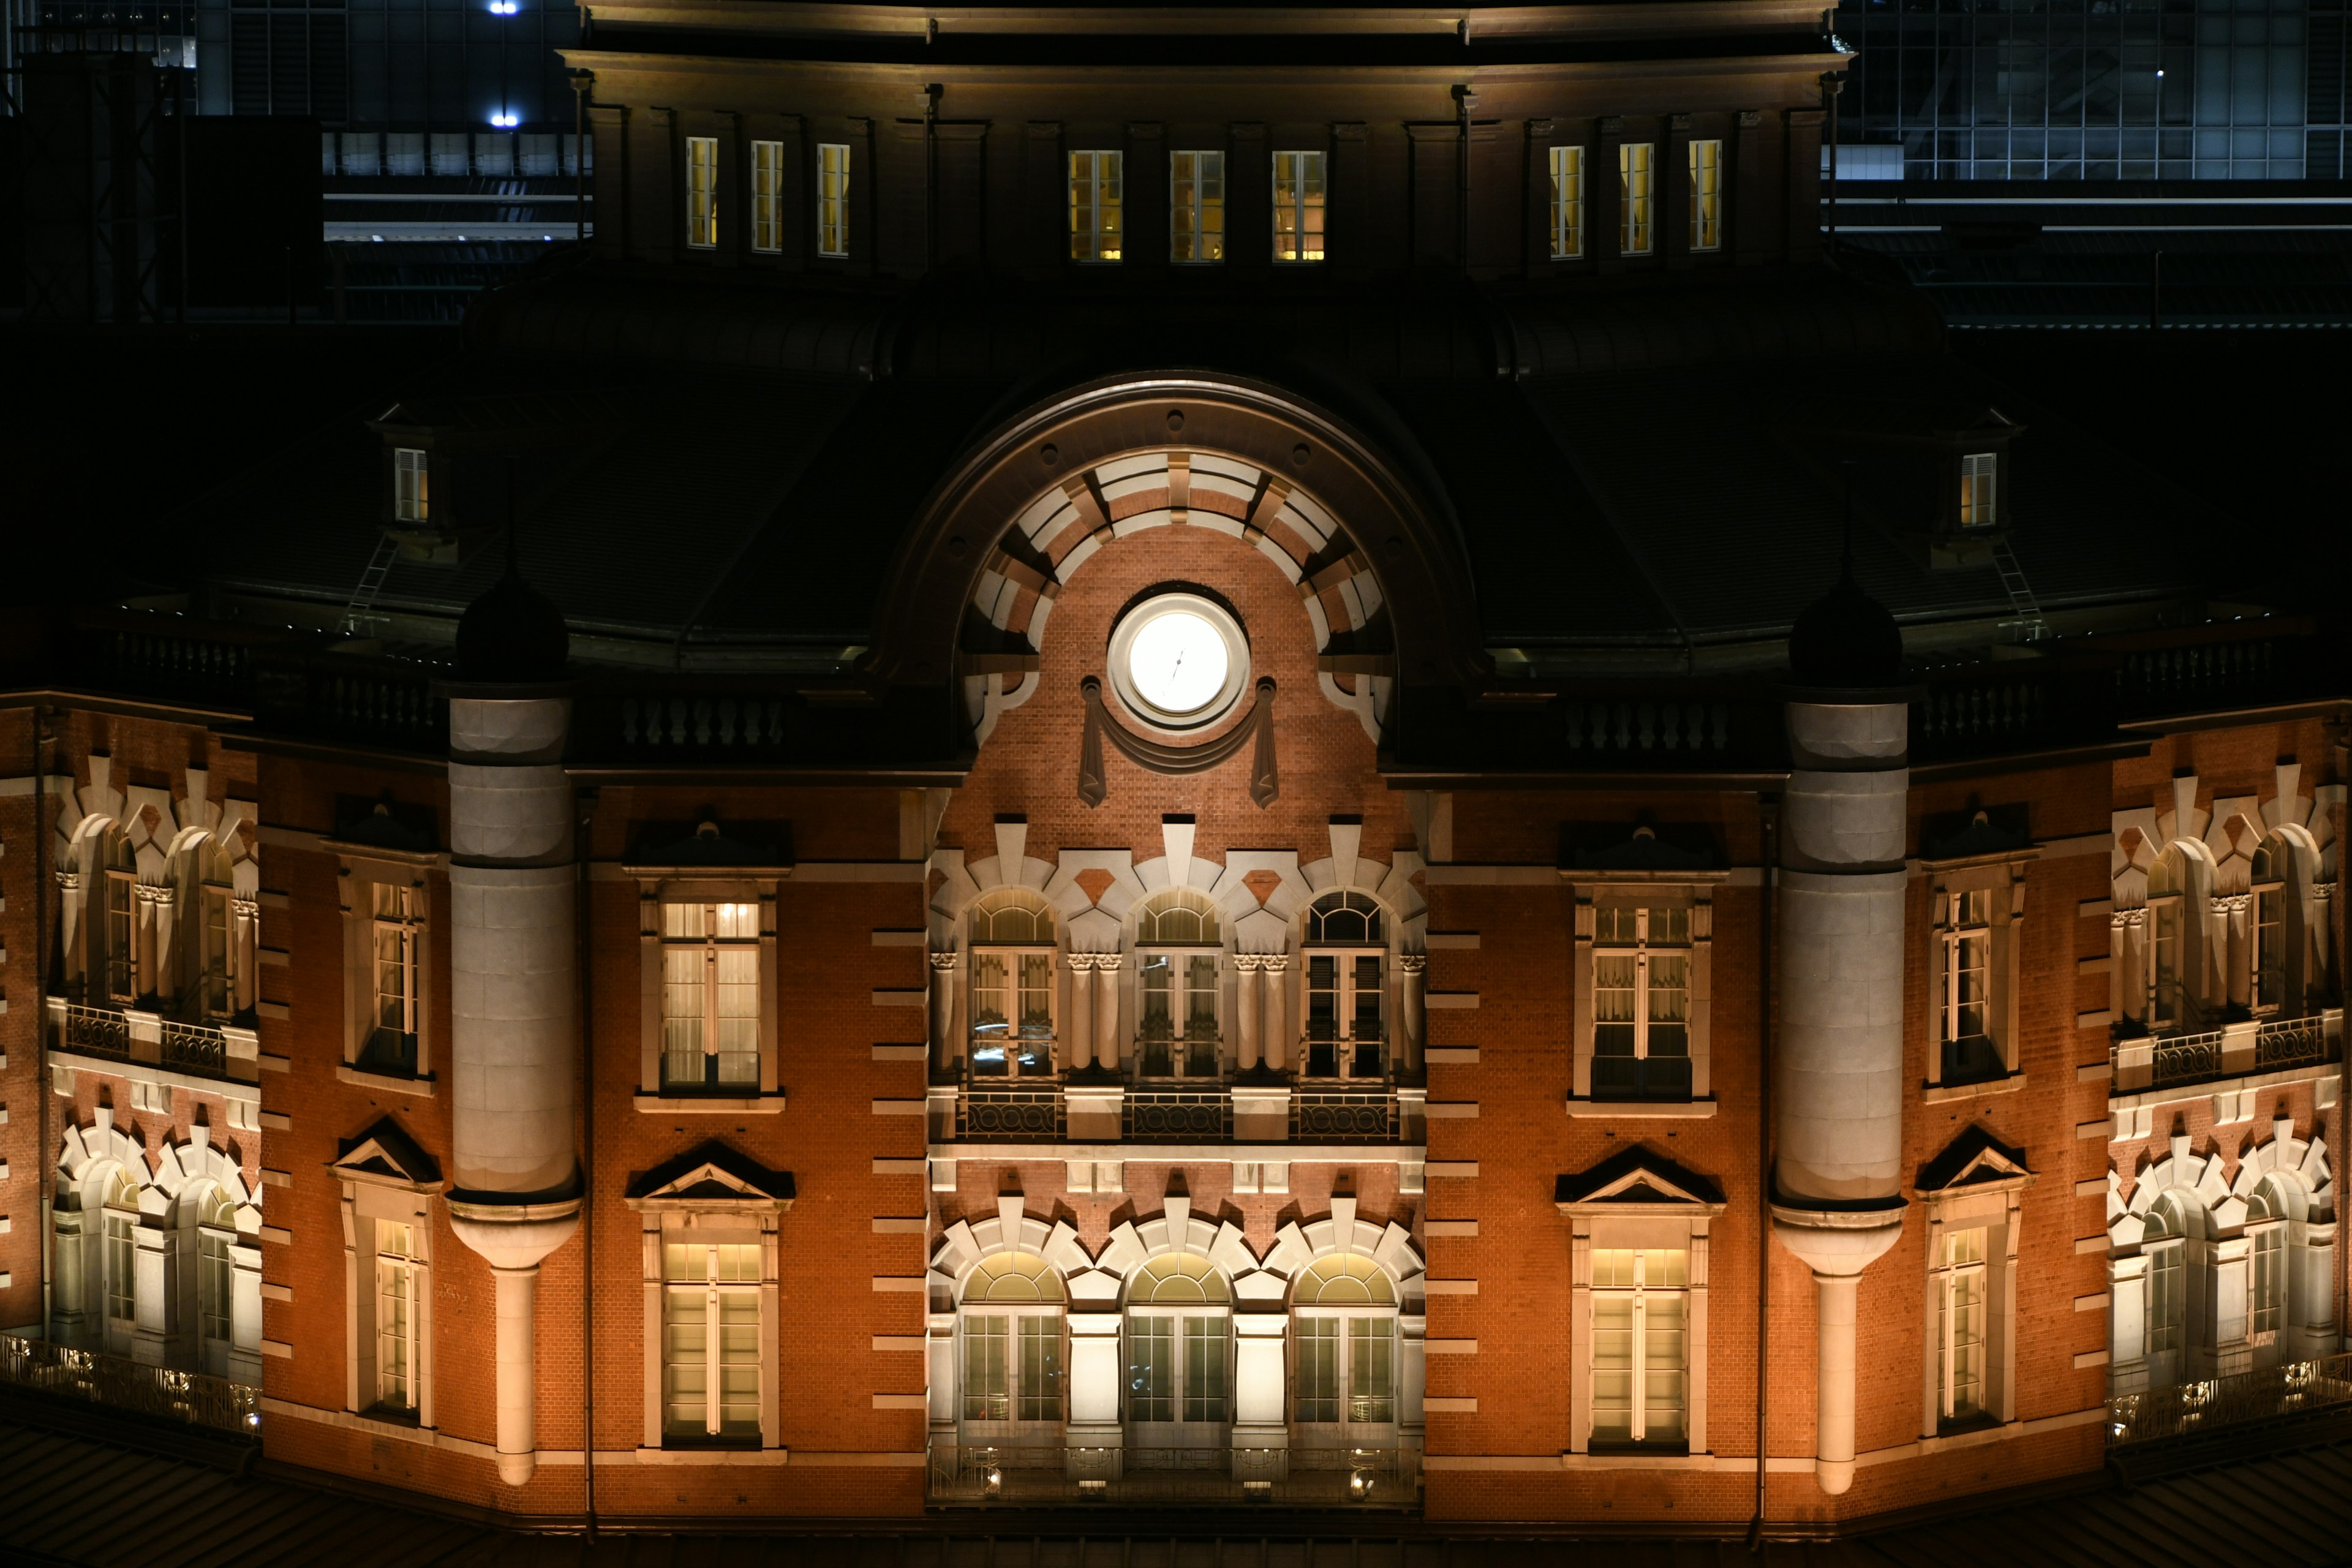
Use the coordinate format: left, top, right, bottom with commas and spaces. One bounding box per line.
2146, 848, 2195, 1031
192, 840, 238, 1021
1136, 889, 1221, 1079
2143, 1193, 2190, 1385
1125, 1254, 1231, 1433
99, 827, 138, 1004
970, 890, 1057, 1079
1303, 892, 1385, 1080
102, 1167, 140, 1355
190, 1185, 237, 1376
1291, 1254, 1396, 1437
2248, 1174, 2300, 1358
960, 1253, 1064, 1428
2251, 836, 2301, 1016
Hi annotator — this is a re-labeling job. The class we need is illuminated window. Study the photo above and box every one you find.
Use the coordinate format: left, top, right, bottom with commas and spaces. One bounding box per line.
970, 888, 1057, 1079
685, 135, 718, 249
817, 141, 851, 257
102, 1167, 139, 1354
1069, 149, 1123, 262
1548, 144, 1584, 259
2146, 848, 2192, 1030
1619, 141, 1654, 255
663, 1240, 763, 1441
1939, 889, 1997, 1083
1304, 891, 1384, 1080
2143, 1193, 2187, 1382
101, 828, 136, 1003
960, 1253, 1064, 1426
1960, 452, 1998, 528
1932, 1227, 1986, 1425
2249, 1177, 2290, 1340
1137, 888, 1221, 1079
197, 1186, 236, 1372
1273, 149, 1325, 263
393, 448, 429, 524
376, 1220, 420, 1412
1125, 1254, 1229, 1425
1171, 149, 1225, 262
1591, 906, 1690, 1101
363, 883, 421, 1074
1292, 1256, 1396, 1431
662, 901, 761, 1091
1590, 1246, 1687, 1447
1688, 138, 1722, 251
750, 138, 783, 254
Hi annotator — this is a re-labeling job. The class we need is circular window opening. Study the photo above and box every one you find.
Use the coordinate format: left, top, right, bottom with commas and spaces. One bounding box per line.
1107, 591, 1252, 733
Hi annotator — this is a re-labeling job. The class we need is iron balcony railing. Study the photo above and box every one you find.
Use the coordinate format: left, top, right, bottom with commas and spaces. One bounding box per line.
2107, 1352, 2352, 1448
0, 1334, 259, 1439
957, 1087, 1065, 1140
927, 1443, 1419, 1507
2254, 1013, 2332, 1071
159, 1019, 230, 1076
2116, 1011, 2340, 1093
1124, 1090, 1232, 1141
56, 1003, 131, 1060
1291, 1091, 1398, 1143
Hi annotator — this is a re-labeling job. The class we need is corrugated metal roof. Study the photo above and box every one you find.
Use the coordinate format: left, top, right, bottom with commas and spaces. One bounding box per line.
7, 1400, 2352, 1568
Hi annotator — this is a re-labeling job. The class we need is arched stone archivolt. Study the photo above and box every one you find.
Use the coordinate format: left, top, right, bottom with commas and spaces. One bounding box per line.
2106, 1121, 2334, 1247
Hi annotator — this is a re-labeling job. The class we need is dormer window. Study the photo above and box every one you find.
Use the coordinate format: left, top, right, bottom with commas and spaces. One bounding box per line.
393, 448, 429, 524
1959, 452, 1998, 529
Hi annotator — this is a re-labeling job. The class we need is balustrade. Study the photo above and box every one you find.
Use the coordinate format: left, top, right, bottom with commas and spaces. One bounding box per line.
0, 1334, 258, 1439
927, 1442, 1416, 1506
2108, 1352, 2352, 1448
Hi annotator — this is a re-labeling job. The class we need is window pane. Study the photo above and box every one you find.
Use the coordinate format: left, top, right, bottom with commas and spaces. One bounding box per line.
1549, 144, 1583, 258
1620, 142, 1654, 255
1646, 953, 1689, 1058
664, 1289, 710, 1434
751, 140, 782, 253
1295, 1317, 1339, 1422
377, 1257, 412, 1408
1591, 1294, 1634, 1441
1643, 1292, 1687, 1441
718, 1287, 761, 1435
962, 1316, 1010, 1420
685, 135, 718, 248
663, 902, 706, 940
1348, 1317, 1393, 1422
1128, 1315, 1175, 1422
1183, 1316, 1227, 1422
818, 141, 851, 256
714, 948, 760, 1085
1018, 1317, 1063, 1421
1688, 138, 1722, 250
662, 947, 706, 1087
1594, 956, 1637, 1057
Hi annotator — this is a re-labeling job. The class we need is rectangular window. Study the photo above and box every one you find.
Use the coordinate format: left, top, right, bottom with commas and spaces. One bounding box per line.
2252, 1224, 2285, 1336
1961, 453, 1999, 528
1069, 149, 1124, 262
200, 1228, 234, 1345
2146, 1242, 2184, 1357
1591, 907, 1692, 1101
970, 949, 1055, 1077
1017, 1317, 1063, 1421
1170, 149, 1225, 262
1688, 138, 1722, 251
2150, 897, 2182, 1030
2253, 880, 2286, 1012
1139, 952, 1219, 1077
365, 883, 421, 1074
376, 1221, 417, 1412
105, 1211, 136, 1326
1347, 1317, 1393, 1423
1590, 1247, 1688, 1447
1182, 1316, 1227, 1422
1129, 1314, 1175, 1422
105, 870, 135, 1002
750, 139, 783, 254
661, 902, 761, 1091
201, 884, 232, 1019
1619, 142, 1654, 255
1548, 144, 1585, 260
1295, 1316, 1340, 1423
817, 141, 851, 257
663, 1240, 761, 1441
962, 1314, 1011, 1420
1934, 1227, 1986, 1425
1305, 951, 1384, 1080
685, 135, 718, 249
1272, 149, 1326, 263
393, 448, 429, 524
1940, 888, 2000, 1083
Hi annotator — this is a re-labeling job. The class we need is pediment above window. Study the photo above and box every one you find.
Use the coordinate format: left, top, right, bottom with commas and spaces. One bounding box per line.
1561, 822, 1725, 878
624, 1140, 796, 1215
1555, 1146, 1728, 1216
329, 1117, 444, 1193
624, 819, 795, 875
1919, 805, 2035, 869
1918, 1125, 2035, 1197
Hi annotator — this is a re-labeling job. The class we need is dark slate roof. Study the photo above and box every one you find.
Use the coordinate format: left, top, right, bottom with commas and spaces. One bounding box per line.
7, 1396, 2352, 1566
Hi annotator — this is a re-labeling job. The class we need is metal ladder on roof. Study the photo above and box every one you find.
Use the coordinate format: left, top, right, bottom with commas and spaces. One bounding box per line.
1989, 537, 2048, 643
342, 533, 400, 636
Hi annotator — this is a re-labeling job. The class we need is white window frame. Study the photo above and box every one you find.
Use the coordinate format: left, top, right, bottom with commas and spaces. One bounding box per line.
1687, 137, 1722, 251
817, 140, 851, 257
627, 1163, 791, 1453
1069, 148, 1124, 262
1931, 1226, 1989, 1426
1290, 1259, 1399, 1442
1548, 143, 1585, 259
195, 1186, 238, 1378
1302, 891, 1385, 1082
685, 134, 718, 249
339, 1173, 437, 1430
1960, 451, 1998, 529
1923, 859, 2027, 1090
750, 138, 783, 254
102, 1167, 140, 1356
954, 1253, 1067, 1442
102, 834, 137, 1004
1558, 1169, 1723, 1459
1587, 903, 1694, 1102
659, 899, 762, 1092
1170, 149, 1224, 262
635, 875, 782, 1104
336, 854, 439, 1086
661, 1237, 766, 1442
1619, 141, 1654, 256
1272, 149, 1326, 263
1587, 1245, 1690, 1449
375, 1219, 422, 1414
966, 888, 1060, 1081
1569, 880, 1719, 1110
393, 447, 429, 524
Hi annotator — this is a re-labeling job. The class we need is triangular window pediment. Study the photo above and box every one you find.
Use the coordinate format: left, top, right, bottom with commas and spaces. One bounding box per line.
1918, 1126, 2035, 1196
624, 1140, 796, 1212
329, 1118, 442, 1191
1555, 1147, 1727, 1215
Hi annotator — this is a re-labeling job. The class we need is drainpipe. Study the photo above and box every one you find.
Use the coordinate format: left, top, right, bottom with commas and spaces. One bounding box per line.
577, 785, 598, 1534
36, 706, 54, 1340
1751, 794, 1778, 1548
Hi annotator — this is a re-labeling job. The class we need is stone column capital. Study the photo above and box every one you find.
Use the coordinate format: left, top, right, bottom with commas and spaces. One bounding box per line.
1397, 952, 1428, 975
1090, 952, 1123, 974
1066, 951, 1098, 973
1257, 953, 1289, 974
930, 950, 961, 972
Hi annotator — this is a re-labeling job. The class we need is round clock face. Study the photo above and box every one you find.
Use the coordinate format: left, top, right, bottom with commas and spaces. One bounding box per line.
1107, 592, 1250, 732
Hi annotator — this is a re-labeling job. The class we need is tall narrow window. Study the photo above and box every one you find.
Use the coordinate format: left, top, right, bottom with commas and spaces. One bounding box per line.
2248, 1180, 2287, 1341
1125, 1253, 1230, 1431
1589, 1246, 1687, 1448
1291, 1254, 1398, 1436
969, 889, 1057, 1079
1137, 888, 1222, 1079
198, 1188, 236, 1373
2147, 849, 2186, 1030
1304, 891, 1384, 1080
1619, 142, 1654, 255
750, 139, 783, 254
103, 1168, 138, 1353
393, 448, 429, 524
1272, 149, 1326, 263
1171, 149, 1225, 262
201, 883, 232, 1019
958, 1251, 1064, 1430
1960, 453, 1999, 529
1591, 906, 1691, 1101
365, 883, 421, 1075
376, 1221, 419, 1412
1933, 1227, 1987, 1426
2252, 838, 2288, 1014
103, 831, 136, 1003
1940, 889, 1999, 1084
817, 141, 851, 257
2144, 1194, 2187, 1383
685, 135, 718, 249
663, 1240, 762, 1441
661, 901, 761, 1091
1069, 149, 1124, 262
1295, 1316, 1340, 1422
1688, 138, 1722, 251
1548, 144, 1585, 259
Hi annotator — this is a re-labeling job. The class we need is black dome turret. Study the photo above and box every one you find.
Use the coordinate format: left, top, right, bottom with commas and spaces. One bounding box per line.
455, 564, 570, 685
1787, 567, 1903, 689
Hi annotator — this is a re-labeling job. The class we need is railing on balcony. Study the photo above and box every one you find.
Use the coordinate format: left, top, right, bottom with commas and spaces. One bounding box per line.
2108, 1352, 2352, 1448
56, 1003, 131, 1060
159, 1020, 229, 1076
2149, 1028, 2224, 1088
927, 1443, 1419, 1507
2255, 1014, 2333, 1072
957, 1088, 1065, 1141
1291, 1091, 1398, 1143
2118, 1011, 2340, 1093
1125, 1090, 1232, 1141
0, 1334, 259, 1439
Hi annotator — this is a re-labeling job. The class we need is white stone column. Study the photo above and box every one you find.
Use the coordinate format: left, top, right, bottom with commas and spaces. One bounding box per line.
443, 693, 582, 1487
1398, 952, 1427, 1074
132, 1224, 172, 1366
134, 883, 160, 998
1259, 954, 1289, 1072
1231, 1310, 1289, 1461
1066, 1310, 1123, 1448
1065, 952, 1095, 1072
151, 888, 177, 1003
1235, 955, 1264, 1071
1091, 954, 1121, 1072
1772, 698, 1911, 1496
232, 896, 260, 1014
57, 871, 83, 989
929, 951, 960, 1072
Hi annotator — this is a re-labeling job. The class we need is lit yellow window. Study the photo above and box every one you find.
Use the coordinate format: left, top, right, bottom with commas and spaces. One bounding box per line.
750, 139, 783, 254
685, 135, 718, 249
1688, 138, 1722, 251
1548, 145, 1584, 260
1171, 149, 1224, 262
1619, 142, 1654, 256
1069, 149, 1123, 262
1273, 149, 1325, 263
817, 141, 851, 257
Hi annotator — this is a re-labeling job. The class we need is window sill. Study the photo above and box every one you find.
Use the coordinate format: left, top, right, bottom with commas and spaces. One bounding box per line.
1563, 1447, 1706, 1470
635, 1092, 786, 1115
633, 1444, 789, 1466
1921, 1071, 2024, 1104
1566, 1097, 1717, 1120
336, 1065, 435, 1097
